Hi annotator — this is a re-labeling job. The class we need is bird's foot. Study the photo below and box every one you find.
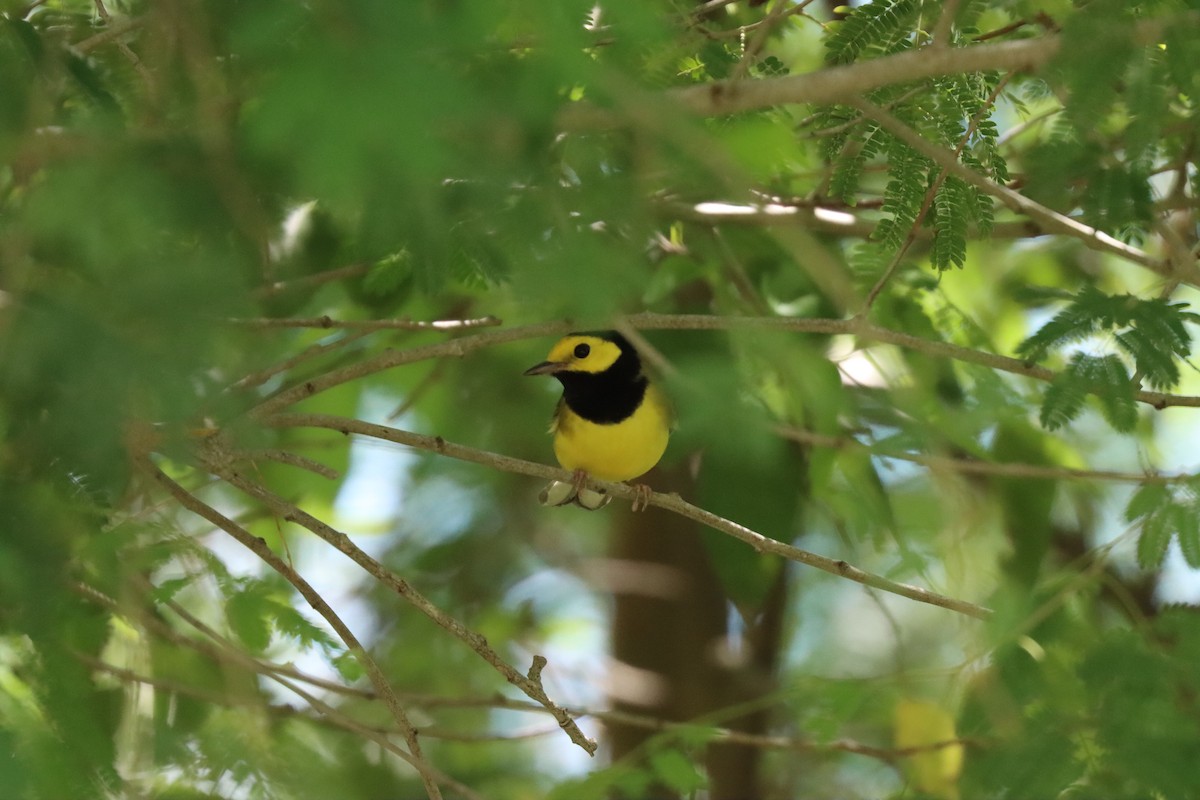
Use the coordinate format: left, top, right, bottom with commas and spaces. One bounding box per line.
630, 483, 653, 512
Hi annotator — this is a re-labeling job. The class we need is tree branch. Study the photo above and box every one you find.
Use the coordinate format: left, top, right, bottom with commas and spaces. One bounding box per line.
232, 315, 501, 331
777, 426, 1188, 484
138, 458, 446, 800
249, 315, 1200, 421
849, 97, 1177, 277
193, 440, 599, 756
558, 14, 1191, 128
265, 413, 993, 619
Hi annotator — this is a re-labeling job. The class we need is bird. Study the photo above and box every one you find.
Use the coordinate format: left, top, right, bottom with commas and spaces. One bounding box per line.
524, 331, 671, 510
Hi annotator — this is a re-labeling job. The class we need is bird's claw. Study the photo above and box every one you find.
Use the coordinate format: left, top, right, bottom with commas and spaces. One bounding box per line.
630, 483, 653, 512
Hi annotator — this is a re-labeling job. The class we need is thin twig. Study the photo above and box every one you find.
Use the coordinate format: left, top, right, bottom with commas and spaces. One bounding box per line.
74, 15, 145, 53
233, 448, 341, 480
931, 0, 962, 47
138, 459, 446, 800
252, 321, 574, 415
559, 15, 1192, 128
266, 413, 993, 619
661, 198, 1041, 240
233, 315, 501, 331
232, 330, 373, 390
253, 315, 1200, 421
195, 443, 598, 756
255, 263, 370, 298
776, 426, 1188, 484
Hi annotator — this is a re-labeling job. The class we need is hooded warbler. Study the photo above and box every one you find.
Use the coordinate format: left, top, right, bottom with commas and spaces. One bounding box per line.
524, 331, 671, 510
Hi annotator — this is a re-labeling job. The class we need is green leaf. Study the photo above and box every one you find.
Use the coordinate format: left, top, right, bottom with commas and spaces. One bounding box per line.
649, 749, 706, 795
332, 650, 365, 683
226, 584, 273, 653
1136, 509, 1173, 570
1016, 285, 1111, 362
931, 176, 969, 271
1092, 354, 1137, 432
825, 0, 918, 65
1125, 483, 1171, 522
270, 604, 338, 651
1038, 355, 1090, 431
1175, 504, 1200, 569
149, 577, 194, 605
1115, 330, 1180, 390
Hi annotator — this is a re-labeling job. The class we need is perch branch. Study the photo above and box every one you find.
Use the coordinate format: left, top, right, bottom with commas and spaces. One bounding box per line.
196, 445, 598, 756
265, 413, 992, 619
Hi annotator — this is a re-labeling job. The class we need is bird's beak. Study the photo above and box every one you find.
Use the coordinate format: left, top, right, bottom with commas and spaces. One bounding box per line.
523, 360, 568, 376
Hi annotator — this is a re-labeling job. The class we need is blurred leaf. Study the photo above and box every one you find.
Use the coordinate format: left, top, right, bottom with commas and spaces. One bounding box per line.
649, 748, 706, 795
1136, 508, 1173, 570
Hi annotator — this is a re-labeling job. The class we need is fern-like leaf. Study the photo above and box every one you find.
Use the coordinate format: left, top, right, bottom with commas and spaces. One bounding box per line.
1175, 503, 1200, 569
1092, 353, 1137, 432
1115, 330, 1181, 390
1136, 507, 1173, 570
931, 176, 969, 271
1125, 482, 1170, 522
1017, 286, 1110, 362
824, 0, 918, 65
1039, 353, 1092, 430
829, 123, 883, 201
875, 136, 929, 249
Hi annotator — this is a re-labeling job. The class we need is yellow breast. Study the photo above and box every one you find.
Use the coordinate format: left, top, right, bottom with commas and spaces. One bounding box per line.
551, 384, 671, 482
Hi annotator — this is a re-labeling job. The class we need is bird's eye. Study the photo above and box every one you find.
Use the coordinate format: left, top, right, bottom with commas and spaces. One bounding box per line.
573, 343, 591, 359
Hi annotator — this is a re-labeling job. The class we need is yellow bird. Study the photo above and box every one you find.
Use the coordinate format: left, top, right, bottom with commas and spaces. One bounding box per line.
524, 331, 671, 510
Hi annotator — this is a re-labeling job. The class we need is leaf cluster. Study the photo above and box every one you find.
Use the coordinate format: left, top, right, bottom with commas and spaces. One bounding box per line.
824, 0, 919, 65
1124, 482, 1200, 571
1018, 285, 1198, 429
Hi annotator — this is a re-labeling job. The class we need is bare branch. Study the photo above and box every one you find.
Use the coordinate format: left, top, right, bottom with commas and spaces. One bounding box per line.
232, 315, 501, 331
254, 263, 370, 298
233, 448, 341, 480
252, 320, 573, 415
777, 426, 1187, 484
624, 313, 1200, 410
74, 15, 145, 54
138, 459, 446, 800
559, 15, 1192, 128
195, 442, 598, 756
265, 413, 993, 619
252, 314, 1200, 423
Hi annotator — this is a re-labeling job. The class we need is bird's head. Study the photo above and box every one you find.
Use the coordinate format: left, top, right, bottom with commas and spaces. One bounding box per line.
523, 331, 635, 379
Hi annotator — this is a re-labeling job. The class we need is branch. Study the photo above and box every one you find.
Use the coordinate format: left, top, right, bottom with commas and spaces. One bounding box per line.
266, 413, 992, 619
138, 459, 446, 800
251, 320, 573, 415
624, 313, 1200, 409
252, 314, 1200, 423
254, 263, 370, 298
849, 97, 1177, 277
777, 426, 1188, 484
233, 448, 341, 480
659, 198, 1043, 240
232, 315, 501, 331
194, 441, 598, 756
74, 15, 145, 54
558, 15, 1190, 128
861, 73, 1013, 311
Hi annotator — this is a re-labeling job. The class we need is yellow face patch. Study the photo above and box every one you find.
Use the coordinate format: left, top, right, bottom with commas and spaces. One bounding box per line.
543, 335, 624, 374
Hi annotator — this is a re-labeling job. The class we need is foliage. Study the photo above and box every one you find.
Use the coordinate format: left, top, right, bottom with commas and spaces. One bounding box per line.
2, 0, 1200, 798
